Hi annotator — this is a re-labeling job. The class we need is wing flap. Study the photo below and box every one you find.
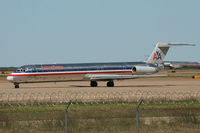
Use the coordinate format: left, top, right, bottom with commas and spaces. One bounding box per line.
84, 74, 168, 81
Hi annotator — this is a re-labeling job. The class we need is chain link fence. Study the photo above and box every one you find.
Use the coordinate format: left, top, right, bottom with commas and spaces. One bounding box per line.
0, 100, 200, 133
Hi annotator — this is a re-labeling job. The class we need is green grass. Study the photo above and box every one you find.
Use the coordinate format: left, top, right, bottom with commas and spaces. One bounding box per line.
0, 101, 200, 133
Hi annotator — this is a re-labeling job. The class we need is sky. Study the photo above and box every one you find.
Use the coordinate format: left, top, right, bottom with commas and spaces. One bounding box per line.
0, 0, 199, 67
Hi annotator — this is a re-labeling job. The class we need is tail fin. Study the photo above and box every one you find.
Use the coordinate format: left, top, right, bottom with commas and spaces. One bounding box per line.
145, 42, 195, 65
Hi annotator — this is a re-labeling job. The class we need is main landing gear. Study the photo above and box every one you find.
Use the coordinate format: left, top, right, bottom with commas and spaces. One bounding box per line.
107, 80, 114, 87
90, 80, 114, 87
14, 83, 19, 88
90, 81, 98, 87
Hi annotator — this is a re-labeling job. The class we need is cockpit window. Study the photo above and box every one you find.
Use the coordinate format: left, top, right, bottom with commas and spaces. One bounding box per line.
21, 68, 24, 72
15, 66, 36, 72
16, 68, 25, 72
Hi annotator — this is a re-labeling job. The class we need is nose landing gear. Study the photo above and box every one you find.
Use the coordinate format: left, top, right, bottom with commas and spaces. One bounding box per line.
14, 83, 19, 88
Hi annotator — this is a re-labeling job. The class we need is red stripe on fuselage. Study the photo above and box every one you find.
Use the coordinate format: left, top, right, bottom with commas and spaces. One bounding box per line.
9, 70, 133, 77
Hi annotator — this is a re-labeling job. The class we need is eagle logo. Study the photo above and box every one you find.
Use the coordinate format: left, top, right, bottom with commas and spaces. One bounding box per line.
153, 51, 162, 60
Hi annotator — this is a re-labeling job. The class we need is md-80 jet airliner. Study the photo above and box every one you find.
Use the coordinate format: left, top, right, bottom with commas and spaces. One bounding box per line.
7, 42, 195, 88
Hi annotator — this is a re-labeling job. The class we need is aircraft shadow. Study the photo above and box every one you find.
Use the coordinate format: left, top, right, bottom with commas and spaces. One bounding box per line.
18, 84, 176, 89
70, 84, 176, 88
19, 86, 69, 89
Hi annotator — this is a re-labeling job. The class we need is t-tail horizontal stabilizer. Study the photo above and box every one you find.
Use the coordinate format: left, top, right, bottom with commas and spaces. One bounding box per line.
145, 42, 196, 65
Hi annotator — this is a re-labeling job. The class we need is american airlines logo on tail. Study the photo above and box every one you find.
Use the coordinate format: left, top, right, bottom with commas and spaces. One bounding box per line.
153, 51, 162, 60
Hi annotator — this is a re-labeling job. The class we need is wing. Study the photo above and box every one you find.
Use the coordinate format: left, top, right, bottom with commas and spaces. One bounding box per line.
84, 74, 168, 81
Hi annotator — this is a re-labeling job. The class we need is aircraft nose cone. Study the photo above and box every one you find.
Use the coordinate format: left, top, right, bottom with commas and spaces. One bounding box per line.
7, 76, 14, 82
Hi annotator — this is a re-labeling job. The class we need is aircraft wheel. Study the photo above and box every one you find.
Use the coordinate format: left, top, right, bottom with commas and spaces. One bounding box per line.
172, 70, 176, 73
90, 81, 98, 87
107, 80, 114, 87
14, 83, 19, 88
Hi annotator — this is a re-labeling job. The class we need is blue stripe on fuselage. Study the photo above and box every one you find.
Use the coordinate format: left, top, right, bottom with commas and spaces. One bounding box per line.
15, 62, 155, 73
17, 67, 132, 73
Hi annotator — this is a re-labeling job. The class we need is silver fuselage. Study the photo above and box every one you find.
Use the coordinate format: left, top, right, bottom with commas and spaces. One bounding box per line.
7, 62, 158, 83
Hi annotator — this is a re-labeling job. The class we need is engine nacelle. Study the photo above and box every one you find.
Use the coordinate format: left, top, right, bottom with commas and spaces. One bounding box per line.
132, 66, 159, 74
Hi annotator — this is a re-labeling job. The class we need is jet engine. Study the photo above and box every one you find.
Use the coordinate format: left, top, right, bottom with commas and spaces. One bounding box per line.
132, 66, 159, 74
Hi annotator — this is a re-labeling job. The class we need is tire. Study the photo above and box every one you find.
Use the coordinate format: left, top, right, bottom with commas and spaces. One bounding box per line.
107, 81, 114, 87
14, 84, 19, 88
90, 81, 98, 87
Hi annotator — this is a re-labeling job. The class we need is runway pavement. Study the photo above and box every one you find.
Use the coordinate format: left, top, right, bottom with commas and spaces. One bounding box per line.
0, 77, 200, 103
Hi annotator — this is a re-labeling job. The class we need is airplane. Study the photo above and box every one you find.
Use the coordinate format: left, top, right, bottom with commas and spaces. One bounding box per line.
164, 61, 200, 69
7, 42, 195, 88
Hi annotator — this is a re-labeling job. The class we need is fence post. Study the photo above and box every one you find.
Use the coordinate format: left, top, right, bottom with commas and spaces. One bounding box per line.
65, 100, 72, 133
136, 99, 143, 133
